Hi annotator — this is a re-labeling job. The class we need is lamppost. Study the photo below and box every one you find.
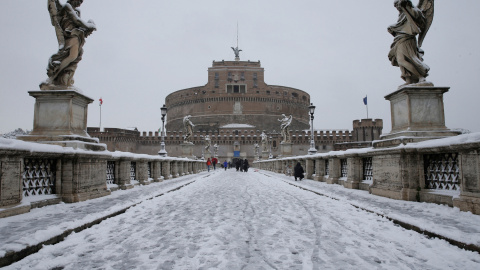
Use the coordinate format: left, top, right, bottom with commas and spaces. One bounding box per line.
269, 135, 273, 159
158, 104, 168, 156
308, 103, 317, 155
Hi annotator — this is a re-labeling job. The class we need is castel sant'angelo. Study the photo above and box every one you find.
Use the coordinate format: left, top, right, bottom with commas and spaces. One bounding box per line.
88, 48, 383, 161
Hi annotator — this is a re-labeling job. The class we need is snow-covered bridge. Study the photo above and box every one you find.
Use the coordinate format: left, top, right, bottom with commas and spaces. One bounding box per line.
2, 169, 480, 269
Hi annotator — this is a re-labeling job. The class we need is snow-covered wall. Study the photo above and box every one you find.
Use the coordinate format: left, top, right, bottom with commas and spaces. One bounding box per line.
254, 133, 480, 215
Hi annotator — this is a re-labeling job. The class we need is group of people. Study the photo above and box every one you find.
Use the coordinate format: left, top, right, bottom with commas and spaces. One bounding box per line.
234, 159, 249, 172
205, 157, 218, 172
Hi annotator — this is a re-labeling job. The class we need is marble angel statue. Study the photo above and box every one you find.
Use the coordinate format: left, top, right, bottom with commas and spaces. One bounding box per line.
183, 115, 195, 143
41, 0, 96, 90
278, 114, 293, 143
388, 0, 434, 88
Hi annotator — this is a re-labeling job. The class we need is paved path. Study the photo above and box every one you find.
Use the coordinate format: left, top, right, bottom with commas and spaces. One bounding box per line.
3, 170, 480, 269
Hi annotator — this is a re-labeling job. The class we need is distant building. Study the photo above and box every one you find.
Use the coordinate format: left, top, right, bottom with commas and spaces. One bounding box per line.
88, 56, 383, 161
165, 60, 310, 132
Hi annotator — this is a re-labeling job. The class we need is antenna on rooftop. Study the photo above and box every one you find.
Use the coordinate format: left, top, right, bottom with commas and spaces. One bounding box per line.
231, 22, 242, 61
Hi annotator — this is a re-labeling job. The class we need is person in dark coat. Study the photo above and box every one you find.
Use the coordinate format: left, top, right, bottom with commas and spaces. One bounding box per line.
235, 159, 241, 171
294, 162, 304, 181
243, 159, 249, 172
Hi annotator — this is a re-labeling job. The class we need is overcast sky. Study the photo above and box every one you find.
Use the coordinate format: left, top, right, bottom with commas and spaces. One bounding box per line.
1, 0, 479, 135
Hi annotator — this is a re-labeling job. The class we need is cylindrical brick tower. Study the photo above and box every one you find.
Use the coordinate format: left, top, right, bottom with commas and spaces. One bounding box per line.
165, 60, 310, 132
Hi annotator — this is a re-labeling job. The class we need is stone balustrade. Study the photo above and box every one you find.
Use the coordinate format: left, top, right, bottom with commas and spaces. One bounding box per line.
0, 138, 205, 218
253, 133, 480, 215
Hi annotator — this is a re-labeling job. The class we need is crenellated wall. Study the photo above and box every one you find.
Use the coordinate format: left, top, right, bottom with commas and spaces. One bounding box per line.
88, 118, 383, 160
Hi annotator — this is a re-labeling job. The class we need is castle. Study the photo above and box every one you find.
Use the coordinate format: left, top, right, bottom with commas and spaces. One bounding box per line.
88, 54, 383, 161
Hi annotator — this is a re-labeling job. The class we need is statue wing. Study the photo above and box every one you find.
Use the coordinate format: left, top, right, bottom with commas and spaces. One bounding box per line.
417, 0, 434, 48
286, 115, 293, 126
48, 0, 65, 49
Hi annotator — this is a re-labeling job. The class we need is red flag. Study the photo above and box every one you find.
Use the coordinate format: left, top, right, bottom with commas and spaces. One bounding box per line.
99, 98, 103, 105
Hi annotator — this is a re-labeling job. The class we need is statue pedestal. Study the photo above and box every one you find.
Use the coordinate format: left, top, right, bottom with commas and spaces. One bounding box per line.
180, 143, 195, 158
374, 86, 460, 148
204, 152, 212, 160
261, 151, 270, 160
280, 142, 293, 157
18, 90, 106, 151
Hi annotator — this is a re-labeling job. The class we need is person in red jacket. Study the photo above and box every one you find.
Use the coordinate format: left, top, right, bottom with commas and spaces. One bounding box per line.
212, 157, 218, 170
206, 158, 212, 172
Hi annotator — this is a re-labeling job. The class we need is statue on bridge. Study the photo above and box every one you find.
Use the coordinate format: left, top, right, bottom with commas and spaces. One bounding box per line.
41, 0, 97, 90
254, 143, 259, 157
260, 131, 268, 152
388, 0, 434, 88
183, 115, 195, 144
278, 114, 293, 143
204, 135, 212, 153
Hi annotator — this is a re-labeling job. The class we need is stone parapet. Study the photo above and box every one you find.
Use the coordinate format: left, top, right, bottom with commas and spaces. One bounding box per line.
0, 139, 204, 218
252, 133, 480, 216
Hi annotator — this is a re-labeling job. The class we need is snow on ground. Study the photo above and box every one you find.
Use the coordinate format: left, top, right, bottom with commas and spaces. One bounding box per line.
3, 170, 480, 269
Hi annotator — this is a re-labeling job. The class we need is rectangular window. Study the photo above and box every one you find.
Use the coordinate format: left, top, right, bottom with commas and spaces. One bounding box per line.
226, 84, 247, 93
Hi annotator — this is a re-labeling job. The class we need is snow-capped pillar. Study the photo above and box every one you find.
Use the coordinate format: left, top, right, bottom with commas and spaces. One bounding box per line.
305, 158, 315, 180
117, 158, 134, 190
171, 161, 179, 178
152, 160, 162, 182
344, 155, 362, 189
177, 161, 184, 176
314, 158, 325, 181
454, 151, 480, 214
192, 161, 198, 174
161, 160, 171, 180
326, 157, 341, 184
136, 159, 149, 185
275, 160, 283, 173
0, 155, 23, 209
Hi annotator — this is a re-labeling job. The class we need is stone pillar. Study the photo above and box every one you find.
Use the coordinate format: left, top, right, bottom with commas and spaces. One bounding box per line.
177, 161, 184, 176
18, 90, 106, 151
136, 159, 149, 185
344, 156, 362, 189
306, 159, 315, 180
326, 158, 341, 184
171, 161, 179, 178
374, 86, 460, 148
314, 159, 325, 181
192, 161, 198, 174
0, 155, 23, 207
370, 151, 421, 201
60, 155, 110, 202
161, 160, 171, 180
152, 160, 162, 182
275, 160, 283, 173
116, 159, 132, 189
453, 150, 480, 214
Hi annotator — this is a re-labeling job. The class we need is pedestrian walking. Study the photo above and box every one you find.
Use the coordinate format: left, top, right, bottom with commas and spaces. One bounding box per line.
223, 160, 228, 171
235, 159, 241, 171
206, 158, 212, 172
294, 162, 304, 181
212, 157, 218, 170
243, 159, 249, 172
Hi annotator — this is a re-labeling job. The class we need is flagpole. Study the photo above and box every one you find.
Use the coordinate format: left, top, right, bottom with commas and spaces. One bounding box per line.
99, 98, 102, 132
366, 103, 369, 119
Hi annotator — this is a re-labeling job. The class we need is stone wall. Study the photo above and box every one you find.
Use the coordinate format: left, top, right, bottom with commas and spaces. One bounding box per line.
165, 60, 311, 132
0, 140, 205, 218
253, 133, 480, 215
88, 119, 383, 161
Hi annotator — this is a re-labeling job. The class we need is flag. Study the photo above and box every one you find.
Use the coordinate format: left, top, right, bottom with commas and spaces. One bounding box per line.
99, 98, 103, 106
363, 96, 367, 105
